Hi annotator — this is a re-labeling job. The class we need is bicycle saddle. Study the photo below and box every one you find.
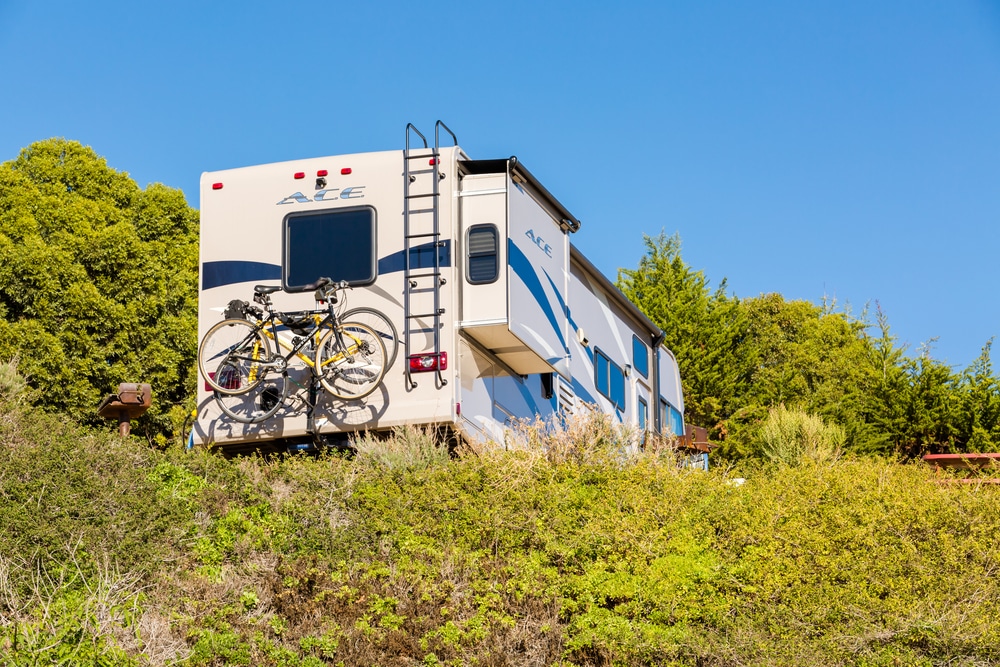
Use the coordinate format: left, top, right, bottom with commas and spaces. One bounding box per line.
254, 285, 282, 295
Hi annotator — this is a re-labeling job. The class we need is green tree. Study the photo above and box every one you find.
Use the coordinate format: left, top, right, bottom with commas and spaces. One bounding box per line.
615, 233, 1000, 460
618, 234, 874, 457
616, 232, 744, 434
955, 340, 1000, 451
0, 139, 199, 442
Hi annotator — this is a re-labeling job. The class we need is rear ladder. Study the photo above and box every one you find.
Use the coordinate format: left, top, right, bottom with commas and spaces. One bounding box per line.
403, 121, 456, 389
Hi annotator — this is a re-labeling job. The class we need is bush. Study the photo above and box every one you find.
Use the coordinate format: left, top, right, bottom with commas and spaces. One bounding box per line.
4, 381, 1000, 665
755, 404, 844, 465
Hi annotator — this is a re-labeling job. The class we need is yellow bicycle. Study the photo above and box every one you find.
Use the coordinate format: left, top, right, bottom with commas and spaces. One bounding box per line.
198, 278, 387, 424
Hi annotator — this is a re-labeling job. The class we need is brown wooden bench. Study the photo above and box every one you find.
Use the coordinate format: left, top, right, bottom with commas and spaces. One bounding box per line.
922, 453, 1000, 484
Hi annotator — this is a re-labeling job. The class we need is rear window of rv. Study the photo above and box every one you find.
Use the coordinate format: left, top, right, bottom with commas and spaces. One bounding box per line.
283, 207, 376, 289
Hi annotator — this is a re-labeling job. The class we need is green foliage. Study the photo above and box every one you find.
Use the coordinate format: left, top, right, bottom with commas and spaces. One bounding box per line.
754, 404, 844, 466
0, 138, 199, 443
352, 425, 451, 472
617, 232, 744, 432
618, 233, 1000, 459
0, 358, 28, 406
4, 381, 1000, 665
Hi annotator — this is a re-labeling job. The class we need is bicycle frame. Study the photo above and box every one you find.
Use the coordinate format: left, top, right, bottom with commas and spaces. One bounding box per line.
250, 308, 365, 376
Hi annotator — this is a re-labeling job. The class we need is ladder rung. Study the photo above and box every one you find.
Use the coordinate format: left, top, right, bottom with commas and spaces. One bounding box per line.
405, 151, 438, 160
406, 208, 435, 215
406, 272, 442, 279
407, 310, 444, 318
405, 232, 440, 239
407, 168, 437, 175
405, 192, 439, 200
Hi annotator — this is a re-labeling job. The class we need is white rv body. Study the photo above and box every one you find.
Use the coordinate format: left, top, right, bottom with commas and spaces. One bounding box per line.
194, 127, 687, 452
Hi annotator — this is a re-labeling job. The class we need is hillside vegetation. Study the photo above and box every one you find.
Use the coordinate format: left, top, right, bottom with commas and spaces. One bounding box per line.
2, 365, 1000, 666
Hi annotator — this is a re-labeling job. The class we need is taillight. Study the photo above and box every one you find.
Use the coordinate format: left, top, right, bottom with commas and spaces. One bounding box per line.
206, 369, 242, 392
409, 352, 447, 373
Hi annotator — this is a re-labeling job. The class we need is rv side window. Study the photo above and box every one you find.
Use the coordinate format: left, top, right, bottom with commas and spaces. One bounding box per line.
595, 349, 625, 412
632, 335, 649, 378
283, 206, 376, 289
466, 224, 499, 284
638, 397, 648, 431
659, 397, 683, 437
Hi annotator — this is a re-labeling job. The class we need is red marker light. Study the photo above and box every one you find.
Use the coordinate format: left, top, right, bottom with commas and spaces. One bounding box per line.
317, 169, 328, 177
429, 158, 437, 166
341, 167, 352, 175
212, 182, 223, 190
294, 172, 305, 179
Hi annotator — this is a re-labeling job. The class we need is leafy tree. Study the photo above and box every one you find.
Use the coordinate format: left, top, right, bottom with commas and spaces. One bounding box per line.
618, 233, 1000, 459
616, 232, 745, 433
0, 139, 199, 442
956, 340, 1000, 451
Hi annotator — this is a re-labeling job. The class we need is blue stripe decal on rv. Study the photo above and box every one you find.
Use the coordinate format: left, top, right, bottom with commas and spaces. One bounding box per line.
202, 261, 281, 290
202, 241, 451, 290
378, 240, 451, 275
507, 240, 568, 351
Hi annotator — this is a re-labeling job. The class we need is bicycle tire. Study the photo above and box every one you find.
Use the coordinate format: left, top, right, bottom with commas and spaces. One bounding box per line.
198, 318, 272, 395
212, 359, 289, 424
316, 322, 387, 400
341, 306, 399, 370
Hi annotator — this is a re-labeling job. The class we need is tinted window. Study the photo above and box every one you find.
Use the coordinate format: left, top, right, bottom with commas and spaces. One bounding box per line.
638, 397, 648, 431
467, 224, 499, 284
632, 335, 649, 378
595, 349, 625, 412
659, 397, 684, 437
284, 207, 376, 289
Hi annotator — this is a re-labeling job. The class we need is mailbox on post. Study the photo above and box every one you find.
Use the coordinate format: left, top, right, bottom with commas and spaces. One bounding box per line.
97, 383, 152, 436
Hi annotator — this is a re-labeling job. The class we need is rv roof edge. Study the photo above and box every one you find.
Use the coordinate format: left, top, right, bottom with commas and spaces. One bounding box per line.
568, 244, 675, 358
459, 157, 581, 234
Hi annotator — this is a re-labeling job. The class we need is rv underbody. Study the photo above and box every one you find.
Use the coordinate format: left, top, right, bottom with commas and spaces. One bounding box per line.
194, 122, 687, 457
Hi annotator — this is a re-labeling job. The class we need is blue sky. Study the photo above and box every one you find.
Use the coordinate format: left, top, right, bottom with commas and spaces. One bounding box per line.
2, 1, 998, 370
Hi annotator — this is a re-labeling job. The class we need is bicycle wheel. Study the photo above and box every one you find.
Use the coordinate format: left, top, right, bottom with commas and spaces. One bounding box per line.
341, 307, 399, 370
198, 318, 271, 395
212, 358, 289, 424
316, 322, 387, 400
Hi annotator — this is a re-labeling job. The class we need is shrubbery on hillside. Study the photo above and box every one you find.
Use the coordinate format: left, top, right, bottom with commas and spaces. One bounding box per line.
2, 366, 999, 666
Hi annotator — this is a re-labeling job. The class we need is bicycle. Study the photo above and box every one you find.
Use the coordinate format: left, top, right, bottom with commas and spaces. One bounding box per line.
339, 306, 399, 371
197, 278, 387, 424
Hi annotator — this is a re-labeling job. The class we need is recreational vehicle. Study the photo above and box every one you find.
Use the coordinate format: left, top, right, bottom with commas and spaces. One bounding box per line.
193, 122, 688, 455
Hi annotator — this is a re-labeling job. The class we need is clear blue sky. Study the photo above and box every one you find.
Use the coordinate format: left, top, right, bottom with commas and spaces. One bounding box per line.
2, 1, 998, 370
